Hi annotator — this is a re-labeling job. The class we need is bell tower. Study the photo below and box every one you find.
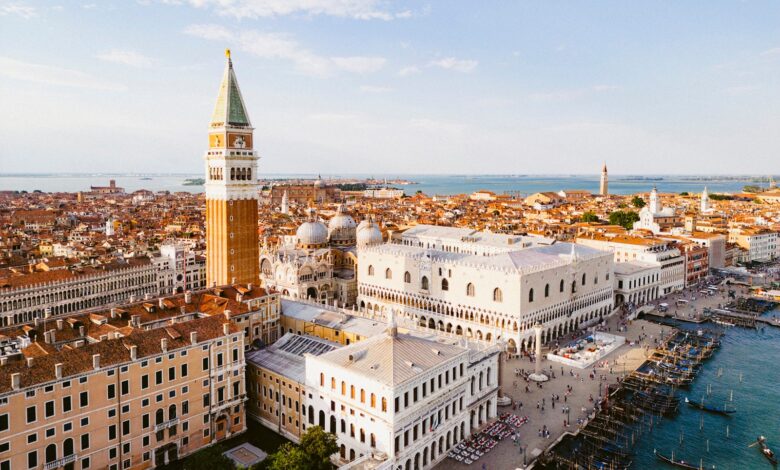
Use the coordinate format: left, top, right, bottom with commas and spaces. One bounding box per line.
204, 49, 260, 286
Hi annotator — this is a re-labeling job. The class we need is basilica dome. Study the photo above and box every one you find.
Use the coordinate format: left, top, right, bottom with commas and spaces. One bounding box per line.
357, 220, 383, 248
296, 219, 328, 248
328, 204, 357, 245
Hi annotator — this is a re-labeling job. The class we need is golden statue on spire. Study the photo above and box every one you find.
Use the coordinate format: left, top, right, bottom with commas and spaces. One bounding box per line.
225, 48, 231, 58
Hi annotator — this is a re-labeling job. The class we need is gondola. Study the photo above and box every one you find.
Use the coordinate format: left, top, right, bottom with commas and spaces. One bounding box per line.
654, 449, 713, 469
685, 397, 736, 415
750, 436, 778, 465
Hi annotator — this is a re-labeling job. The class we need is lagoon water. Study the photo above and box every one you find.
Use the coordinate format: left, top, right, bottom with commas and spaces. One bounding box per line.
630, 313, 780, 469
0, 173, 754, 196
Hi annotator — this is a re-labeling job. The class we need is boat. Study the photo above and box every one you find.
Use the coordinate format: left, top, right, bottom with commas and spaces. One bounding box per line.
685, 397, 736, 415
654, 449, 713, 469
750, 436, 778, 465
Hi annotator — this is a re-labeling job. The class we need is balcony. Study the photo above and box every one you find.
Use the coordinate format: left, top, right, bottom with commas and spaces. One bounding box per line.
154, 417, 179, 432
44, 454, 77, 470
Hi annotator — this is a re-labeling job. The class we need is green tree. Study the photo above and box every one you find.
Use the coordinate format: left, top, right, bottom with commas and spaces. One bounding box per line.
184, 445, 235, 470
268, 426, 338, 470
679, 191, 689, 196
609, 210, 640, 230
581, 211, 599, 223
631, 196, 646, 208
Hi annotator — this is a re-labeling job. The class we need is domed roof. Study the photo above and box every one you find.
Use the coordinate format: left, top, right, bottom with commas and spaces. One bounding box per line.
328, 204, 357, 243
357, 219, 383, 248
328, 204, 357, 231
313, 174, 324, 188
296, 211, 328, 247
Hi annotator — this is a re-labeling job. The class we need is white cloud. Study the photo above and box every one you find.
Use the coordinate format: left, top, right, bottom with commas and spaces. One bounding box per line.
760, 47, 780, 56
398, 66, 420, 77
0, 56, 126, 91
429, 57, 478, 73
0, 2, 36, 18
185, 24, 386, 77
359, 85, 392, 93
331, 57, 386, 74
162, 0, 408, 20
96, 49, 154, 68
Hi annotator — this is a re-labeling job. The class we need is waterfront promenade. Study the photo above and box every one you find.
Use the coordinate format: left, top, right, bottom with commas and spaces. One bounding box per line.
440, 281, 752, 470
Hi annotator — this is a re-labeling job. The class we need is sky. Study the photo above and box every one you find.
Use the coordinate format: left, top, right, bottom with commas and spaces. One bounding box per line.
1, 1, 780, 176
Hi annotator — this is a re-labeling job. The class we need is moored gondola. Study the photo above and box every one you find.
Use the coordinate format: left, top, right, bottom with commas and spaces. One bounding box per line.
655, 449, 714, 469
685, 396, 735, 415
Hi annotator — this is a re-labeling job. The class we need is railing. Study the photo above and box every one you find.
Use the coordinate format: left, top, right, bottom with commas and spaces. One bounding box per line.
154, 417, 179, 432
44, 454, 77, 470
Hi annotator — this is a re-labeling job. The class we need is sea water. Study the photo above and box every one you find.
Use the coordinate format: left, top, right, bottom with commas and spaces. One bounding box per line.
0, 173, 755, 196
630, 311, 780, 469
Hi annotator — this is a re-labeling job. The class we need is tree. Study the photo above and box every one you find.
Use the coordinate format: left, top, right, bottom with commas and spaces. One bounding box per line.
631, 196, 646, 208
268, 426, 338, 470
609, 211, 640, 230
679, 192, 689, 196
184, 445, 235, 470
581, 211, 599, 223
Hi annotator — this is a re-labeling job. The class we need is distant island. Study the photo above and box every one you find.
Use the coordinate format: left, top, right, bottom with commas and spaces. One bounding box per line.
183, 178, 205, 186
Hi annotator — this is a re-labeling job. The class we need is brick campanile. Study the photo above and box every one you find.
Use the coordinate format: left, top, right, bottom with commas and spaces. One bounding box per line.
204, 49, 260, 286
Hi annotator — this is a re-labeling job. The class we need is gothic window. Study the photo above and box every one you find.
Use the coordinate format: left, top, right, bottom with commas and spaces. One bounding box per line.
404, 271, 411, 283
528, 288, 534, 303
230, 168, 235, 180
247, 168, 251, 180
441, 279, 449, 291
385, 268, 392, 279
493, 288, 502, 302
582, 273, 586, 286
368, 265, 374, 276
571, 281, 577, 294
466, 283, 475, 297
545, 284, 550, 297
560, 279, 565, 292
421, 276, 429, 290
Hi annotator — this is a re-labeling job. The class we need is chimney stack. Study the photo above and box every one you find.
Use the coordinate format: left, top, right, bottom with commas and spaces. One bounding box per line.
130, 345, 137, 361
26, 357, 34, 368
0, 357, 7, 366
11, 373, 20, 391
129, 294, 136, 303
110, 308, 118, 319
222, 323, 230, 336
78, 325, 85, 337
34, 317, 40, 327
236, 293, 243, 302
55, 363, 63, 379
184, 291, 192, 304
190, 331, 198, 344
158, 298, 165, 309
224, 310, 231, 321
161, 338, 168, 353
49, 329, 56, 344
247, 283, 253, 290
56, 319, 63, 330
92, 354, 100, 370
132, 315, 141, 327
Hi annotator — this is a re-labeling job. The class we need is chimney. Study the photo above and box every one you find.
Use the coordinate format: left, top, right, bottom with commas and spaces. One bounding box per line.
247, 283, 253, 290
161, 338, 168, 353
78, 325, 85, 337
0, 357, 7, 366
236, 293, 243, 302
49, 329, 56, 344
158, 298, 165, 309
144, 293, 152, 300
11, 373, 20, 391
26, 357, 34, 368
222, 323, 230, 336
92, 354, 100, 370
55, 363, 63, 379
224, 310, 231, 321
129, 294, 136, 303
231, 277, 237, 285
110, 308, 118, 319
132, 315, 141, 327
184, 291, 192, 304
43, 330, 51, 344
56, 319, 63, 330
129, 345, 137, 361
34, 317, 40, 327
44, 308, 52, 318
190, 331, 198, 344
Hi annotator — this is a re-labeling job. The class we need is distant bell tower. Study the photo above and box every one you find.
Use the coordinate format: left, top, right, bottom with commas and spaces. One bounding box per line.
204, 49, 260, 287
599, 162, 608, 196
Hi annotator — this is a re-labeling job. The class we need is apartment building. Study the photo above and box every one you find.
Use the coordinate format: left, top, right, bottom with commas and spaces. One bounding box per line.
0, 314, 245, 470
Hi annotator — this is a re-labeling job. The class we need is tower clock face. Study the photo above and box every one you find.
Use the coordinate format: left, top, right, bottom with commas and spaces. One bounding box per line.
234, 136, 246, 148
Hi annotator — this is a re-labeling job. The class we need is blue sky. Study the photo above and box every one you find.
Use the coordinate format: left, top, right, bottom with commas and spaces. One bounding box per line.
1, 0, 779, 175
